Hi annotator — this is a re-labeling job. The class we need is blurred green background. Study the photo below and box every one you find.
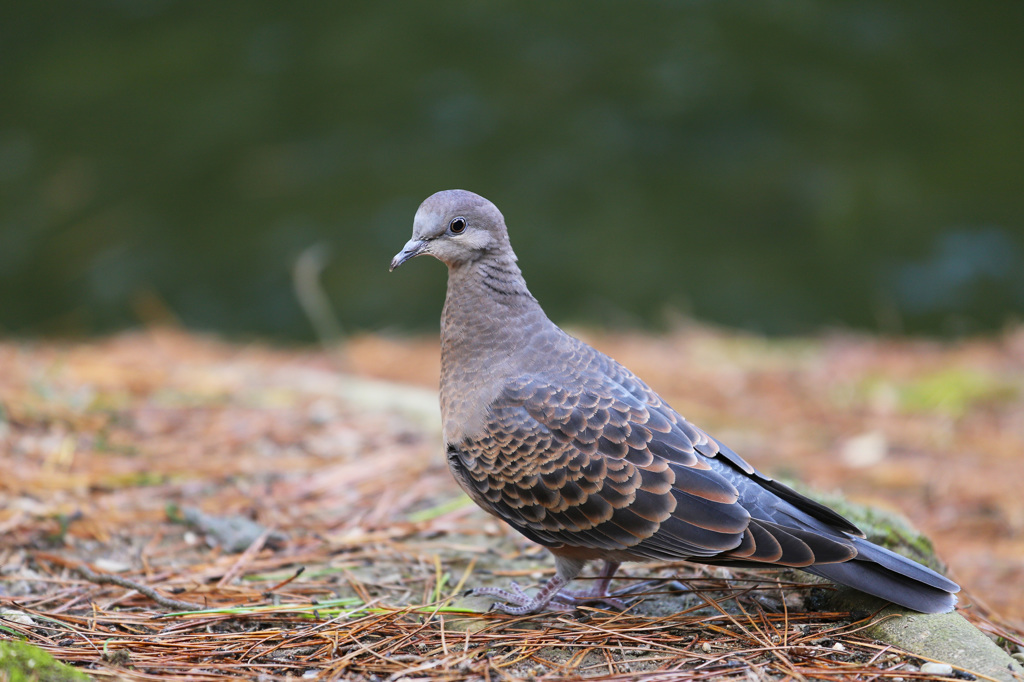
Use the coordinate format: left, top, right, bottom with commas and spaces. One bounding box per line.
2, 1, 1022, 340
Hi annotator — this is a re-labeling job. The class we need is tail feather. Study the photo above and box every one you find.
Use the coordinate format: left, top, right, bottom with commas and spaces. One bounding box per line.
805, 537, 959, 614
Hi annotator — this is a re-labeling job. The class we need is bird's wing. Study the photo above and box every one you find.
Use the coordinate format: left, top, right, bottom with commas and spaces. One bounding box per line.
451, 349, 859, 566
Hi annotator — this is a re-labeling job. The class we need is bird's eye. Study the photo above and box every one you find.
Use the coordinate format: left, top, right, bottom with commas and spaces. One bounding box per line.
449, 217, 467, 234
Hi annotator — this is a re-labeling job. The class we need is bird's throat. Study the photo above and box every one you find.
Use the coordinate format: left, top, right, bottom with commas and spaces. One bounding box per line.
438, 258, 546, 443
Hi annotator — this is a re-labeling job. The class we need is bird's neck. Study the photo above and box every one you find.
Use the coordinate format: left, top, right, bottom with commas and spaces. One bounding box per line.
441, 255, 541, 344
439, 255, 549, 443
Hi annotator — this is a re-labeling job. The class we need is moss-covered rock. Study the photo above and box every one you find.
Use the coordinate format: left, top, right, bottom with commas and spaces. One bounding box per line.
782, 483, 1024, 681
822, 594, 1024, 682
0, 640, 89, 682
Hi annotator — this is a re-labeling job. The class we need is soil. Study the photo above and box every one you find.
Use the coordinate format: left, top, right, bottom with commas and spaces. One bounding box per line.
1, 327, 1022, 680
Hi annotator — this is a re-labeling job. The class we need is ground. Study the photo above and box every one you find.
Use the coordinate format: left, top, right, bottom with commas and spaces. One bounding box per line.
0, 327, 1022, 680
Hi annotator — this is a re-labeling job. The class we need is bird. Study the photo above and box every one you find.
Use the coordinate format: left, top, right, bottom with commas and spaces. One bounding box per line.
389, 189, 960, 615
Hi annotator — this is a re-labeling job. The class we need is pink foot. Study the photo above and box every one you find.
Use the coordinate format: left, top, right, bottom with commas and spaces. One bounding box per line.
469, 576, 575, 615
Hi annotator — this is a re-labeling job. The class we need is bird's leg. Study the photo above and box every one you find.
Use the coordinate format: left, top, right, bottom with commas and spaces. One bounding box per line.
550, 560, 628, 608
471, 558, 646, 614
469, 555, 586, 615
573, 560, 621, 598
554, 562, 690, 607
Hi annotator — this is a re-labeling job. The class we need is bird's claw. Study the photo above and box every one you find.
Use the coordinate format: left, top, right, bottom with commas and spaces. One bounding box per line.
470, 581, 643, 614
469, 582, 575, 614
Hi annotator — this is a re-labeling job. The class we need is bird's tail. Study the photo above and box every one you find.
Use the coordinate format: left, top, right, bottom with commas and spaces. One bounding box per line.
805, 537, 959, 613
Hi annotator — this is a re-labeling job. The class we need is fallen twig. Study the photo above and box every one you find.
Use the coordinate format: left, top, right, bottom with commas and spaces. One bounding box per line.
37, 555, 204, 612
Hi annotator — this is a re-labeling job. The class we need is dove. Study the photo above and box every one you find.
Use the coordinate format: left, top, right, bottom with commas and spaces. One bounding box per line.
390, 189, 959, 615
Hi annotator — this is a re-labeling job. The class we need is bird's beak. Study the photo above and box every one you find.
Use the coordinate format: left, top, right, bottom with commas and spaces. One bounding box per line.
389, 239, 428, 271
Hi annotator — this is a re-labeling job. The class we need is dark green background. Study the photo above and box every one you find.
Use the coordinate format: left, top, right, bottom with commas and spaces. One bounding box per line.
2, 1, 1022, 339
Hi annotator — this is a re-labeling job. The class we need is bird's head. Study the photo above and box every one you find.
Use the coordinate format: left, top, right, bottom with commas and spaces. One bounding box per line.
390, 189, 512, 271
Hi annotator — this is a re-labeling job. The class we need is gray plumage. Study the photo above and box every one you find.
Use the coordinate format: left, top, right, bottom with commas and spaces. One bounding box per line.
390, 189, 959, 615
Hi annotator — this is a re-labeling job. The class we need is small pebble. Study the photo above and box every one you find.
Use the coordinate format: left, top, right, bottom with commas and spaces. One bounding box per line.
920, 662, 953, 676
701, 641, 712, 653
832, 642, 846, 652
0, 610, 35, 626
93, 558, 131, 573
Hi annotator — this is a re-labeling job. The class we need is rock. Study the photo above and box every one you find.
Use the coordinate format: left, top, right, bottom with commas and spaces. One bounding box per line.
178, 506, 286, 552
840, 431, 888, 468
0, 609, 35, 626
920, 662, 954, 676
797, 490, 1023, 682
821, 592, 1023, 682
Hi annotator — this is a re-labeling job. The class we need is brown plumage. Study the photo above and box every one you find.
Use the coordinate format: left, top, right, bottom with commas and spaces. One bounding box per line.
390, 189, 959, 615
